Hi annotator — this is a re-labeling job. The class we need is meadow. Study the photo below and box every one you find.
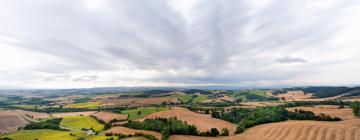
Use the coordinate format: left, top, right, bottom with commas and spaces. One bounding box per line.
60, 116, 104, 131
121, 107, 170, 120
1, 129, 86, 140
64, 102, 101, 109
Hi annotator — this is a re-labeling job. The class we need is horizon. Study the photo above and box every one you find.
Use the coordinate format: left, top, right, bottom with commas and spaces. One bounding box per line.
1, 0, 360, 89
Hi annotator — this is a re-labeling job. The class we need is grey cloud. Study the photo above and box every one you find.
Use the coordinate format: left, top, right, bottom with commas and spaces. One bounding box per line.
276, 57, 307, 63
0, 0, 359, 87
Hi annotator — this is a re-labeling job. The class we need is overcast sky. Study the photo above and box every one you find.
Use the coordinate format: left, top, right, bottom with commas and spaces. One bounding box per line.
1, 0, 360, 89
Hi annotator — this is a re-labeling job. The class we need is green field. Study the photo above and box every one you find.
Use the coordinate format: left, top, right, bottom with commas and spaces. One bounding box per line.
61, 116, 104, 131
13, 104, 38, 109
121, 107, 170, 120
230, 90, 274, 101
169, 94, 193, 103
64, 102, 101, 109
192, 95, 208, 103
1, 129, 86, 140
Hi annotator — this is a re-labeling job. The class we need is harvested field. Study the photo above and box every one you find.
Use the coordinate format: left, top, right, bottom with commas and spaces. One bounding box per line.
101, 97, 180, 107
286, 105, 356, 120
0, 110, 28, 134
51, 111, 96, 118
202, 96, 236, 103
170, 119, 360, 140
276, 91, 314, 101
14, 109, 50, 119
105, 126, 161, 140
91, 111, 128, 123
141, 107, 237, 135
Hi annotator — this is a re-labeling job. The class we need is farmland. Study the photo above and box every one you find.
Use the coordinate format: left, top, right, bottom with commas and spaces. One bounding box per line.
121, 107, 170, 120
64, 102, 101, 109
1, 129, 86, 140
142, 107, 237, 134
60, 116, 104, 131
1, 87, 360, 140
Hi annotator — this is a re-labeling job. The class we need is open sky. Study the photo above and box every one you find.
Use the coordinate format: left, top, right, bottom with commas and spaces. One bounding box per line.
1, 0, 360, 89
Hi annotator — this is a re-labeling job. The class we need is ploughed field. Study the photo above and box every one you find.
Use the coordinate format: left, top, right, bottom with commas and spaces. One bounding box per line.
170, 119, 360, 140
0, 110, 28, 134
286, 105, 356, 120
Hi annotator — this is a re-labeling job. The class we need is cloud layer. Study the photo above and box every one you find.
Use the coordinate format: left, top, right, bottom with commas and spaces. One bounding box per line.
1, 0, 360, 88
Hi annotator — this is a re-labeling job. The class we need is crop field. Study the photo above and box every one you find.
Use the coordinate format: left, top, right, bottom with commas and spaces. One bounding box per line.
142, 107, 237, 135
121, 107, 170, 120
0, 110, 28, 134
105, 126, 161, 140
91, 111, 128, 123
1, 129, 86, 140
170, 118, 360, 140
64, 102, 101, 109
51, 111, 97, 118
60, 116, 104, 131
286, 105, 356, 120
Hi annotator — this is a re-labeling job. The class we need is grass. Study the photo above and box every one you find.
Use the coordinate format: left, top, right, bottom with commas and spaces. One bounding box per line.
169, 94, 193, 103
64, 102, 101, 109
121, 107, 170, 120
1, 129, 86, 140
13, 104, 37, 109
61, 116, 104, 131
192, 95, 208, 103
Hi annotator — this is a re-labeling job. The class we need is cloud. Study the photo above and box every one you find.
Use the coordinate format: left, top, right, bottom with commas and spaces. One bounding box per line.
276, 57, 307, 63
0, 0, 360, 88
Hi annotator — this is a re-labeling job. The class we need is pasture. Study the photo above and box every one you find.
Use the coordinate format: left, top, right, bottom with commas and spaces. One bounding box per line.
1, 129, 85, 140
121, 106, 170, 120
64, 102, 101, 109
60, 116, 104, 131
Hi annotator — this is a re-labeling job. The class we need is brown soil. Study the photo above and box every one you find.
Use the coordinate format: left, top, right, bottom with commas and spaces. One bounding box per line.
51, 111, 96, 118
140, 107, 237, 135
105, 126, 161, 140
286, 105, 356, 120
169, 119, 360, 140
0, 110, 28, 134
14, 109, 50, 119
91, 111, 128, 123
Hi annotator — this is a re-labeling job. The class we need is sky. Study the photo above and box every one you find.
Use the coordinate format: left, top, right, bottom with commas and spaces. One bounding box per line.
1, 0, 360, 89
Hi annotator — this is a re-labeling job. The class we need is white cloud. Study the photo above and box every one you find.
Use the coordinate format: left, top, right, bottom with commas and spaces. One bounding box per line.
0, 0, 360, 88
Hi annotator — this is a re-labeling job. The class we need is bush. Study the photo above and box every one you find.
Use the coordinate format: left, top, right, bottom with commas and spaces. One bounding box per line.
220, 128, 229, 136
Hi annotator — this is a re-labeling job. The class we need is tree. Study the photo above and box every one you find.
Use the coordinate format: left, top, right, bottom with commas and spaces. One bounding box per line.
235, 124, 245, 134
210, 128, 219, 136
221, 128, 229, 136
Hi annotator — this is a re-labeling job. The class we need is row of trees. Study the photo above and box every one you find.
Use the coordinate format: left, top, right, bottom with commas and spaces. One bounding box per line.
124, 117, 229, 139
125, 117, 197, 140
211, 106, 342, 134
351, 102, 360, 117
